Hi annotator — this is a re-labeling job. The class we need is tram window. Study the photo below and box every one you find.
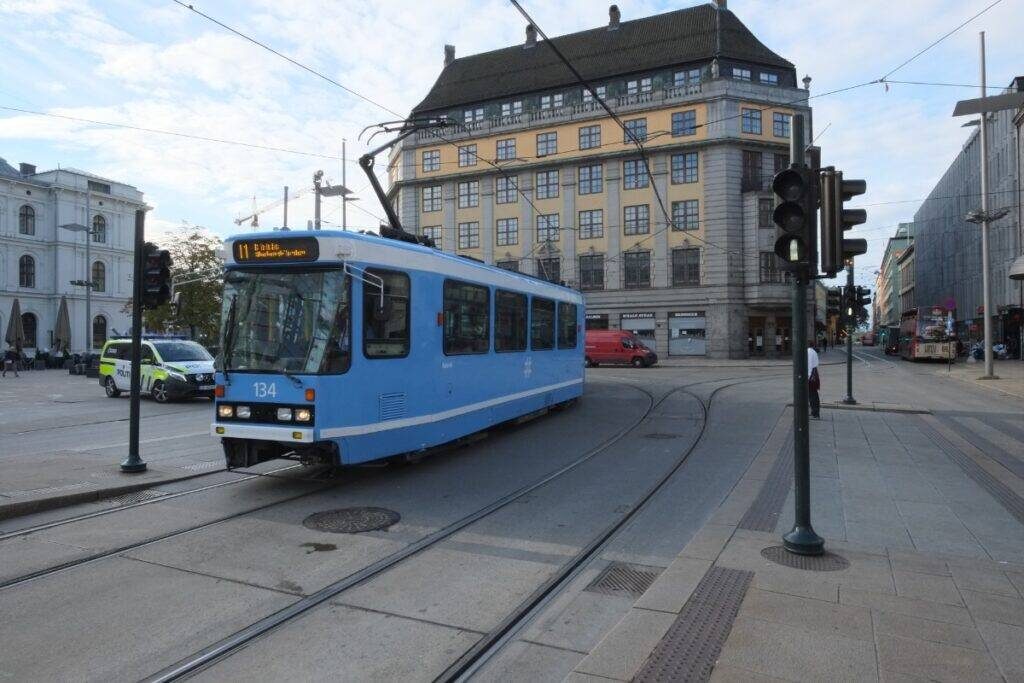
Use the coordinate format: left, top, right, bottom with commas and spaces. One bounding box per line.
363, 269, 410, 358
557, 302, 578, 348
531, 297, 555, 350
443, 280, 490, 355
495, 290, 527, 352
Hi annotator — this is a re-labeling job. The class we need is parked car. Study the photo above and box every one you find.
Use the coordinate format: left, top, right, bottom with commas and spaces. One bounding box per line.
99, 337, 216, 402
584, 330, 658, 368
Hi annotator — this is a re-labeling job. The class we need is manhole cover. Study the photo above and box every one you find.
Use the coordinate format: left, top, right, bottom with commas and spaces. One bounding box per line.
302, 507, 400, 534
585, 562, 663, 597
760, 545, 850, 572
644, 433, 682, 440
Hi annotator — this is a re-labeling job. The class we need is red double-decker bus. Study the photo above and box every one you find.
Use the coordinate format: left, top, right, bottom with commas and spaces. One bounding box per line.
899, 307, 955, 361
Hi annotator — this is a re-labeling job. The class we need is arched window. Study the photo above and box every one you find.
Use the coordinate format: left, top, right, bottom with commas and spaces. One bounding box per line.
19, 205, 35, 235
22, 313, 37, 348
92, 315, 107, 350
92, 261, 106, 292
92, 215, 106, 243
19, 255, 35, 288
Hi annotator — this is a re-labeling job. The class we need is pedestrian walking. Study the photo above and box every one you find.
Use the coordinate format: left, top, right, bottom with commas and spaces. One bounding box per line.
807, 342, 820, 419
3, 345, 20, 378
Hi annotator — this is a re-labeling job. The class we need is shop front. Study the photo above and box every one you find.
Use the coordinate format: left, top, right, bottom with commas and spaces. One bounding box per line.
621, 312, 656, 352
585, 313, 609, 330
668, 311, 706, 356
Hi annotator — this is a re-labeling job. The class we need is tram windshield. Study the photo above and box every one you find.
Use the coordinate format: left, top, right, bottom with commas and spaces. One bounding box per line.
221, 268, 350, 374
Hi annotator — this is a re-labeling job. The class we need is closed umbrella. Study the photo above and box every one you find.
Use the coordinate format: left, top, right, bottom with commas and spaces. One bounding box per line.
4, 298, 25, 351
53, 295, 72, 355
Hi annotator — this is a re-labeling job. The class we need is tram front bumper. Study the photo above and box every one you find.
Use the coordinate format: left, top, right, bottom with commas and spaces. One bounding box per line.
211, 422, 315, 443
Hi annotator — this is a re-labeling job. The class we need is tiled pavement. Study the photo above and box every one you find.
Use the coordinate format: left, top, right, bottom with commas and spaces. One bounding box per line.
567, 407, 1024, 682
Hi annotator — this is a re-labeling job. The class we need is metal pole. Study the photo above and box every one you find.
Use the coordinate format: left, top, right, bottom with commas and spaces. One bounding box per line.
121, 209, 148, 473
85, 190, 92, 356
313, 173, 322, 231
783, 113, 823, 556
283, 185, 289, 230
978, 31, 997, 379
342, 139, 348, 231
844, 262, 857, 404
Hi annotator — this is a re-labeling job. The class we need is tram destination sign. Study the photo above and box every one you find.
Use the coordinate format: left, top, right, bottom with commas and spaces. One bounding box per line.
233, 236, 320, 263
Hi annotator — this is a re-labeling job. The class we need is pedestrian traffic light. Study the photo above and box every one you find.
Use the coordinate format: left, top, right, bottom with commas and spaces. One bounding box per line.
819, 169, 868, 277
772, 166, 818, 276
856, 286, 871, 308
140, 242, 172, 309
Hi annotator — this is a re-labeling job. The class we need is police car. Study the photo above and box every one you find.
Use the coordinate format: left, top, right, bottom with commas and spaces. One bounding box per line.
99, 337, 216, 402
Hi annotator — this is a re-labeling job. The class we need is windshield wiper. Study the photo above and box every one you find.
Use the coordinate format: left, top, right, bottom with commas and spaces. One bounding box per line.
281, 370, 304, 387
221, 295, 238, 385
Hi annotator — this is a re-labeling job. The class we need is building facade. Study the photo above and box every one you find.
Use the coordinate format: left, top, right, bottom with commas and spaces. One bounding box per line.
911, 76, 1023, 350
1, 158, 145, 354
873, 222, 913, 338
388, 2, 813, 359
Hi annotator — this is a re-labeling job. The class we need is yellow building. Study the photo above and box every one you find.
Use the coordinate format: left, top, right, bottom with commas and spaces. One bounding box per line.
389, 2, 812, 358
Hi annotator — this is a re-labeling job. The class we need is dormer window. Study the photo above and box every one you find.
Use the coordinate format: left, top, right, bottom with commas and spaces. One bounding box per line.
625, 77, 652, 95
501, 100, 523, 117
732, 67, 752, 81
582, 86, 607, 104
539, 93, 563, 110
760, 72, 779, 85
463, 108, 484, 123
674, 69, 701, 87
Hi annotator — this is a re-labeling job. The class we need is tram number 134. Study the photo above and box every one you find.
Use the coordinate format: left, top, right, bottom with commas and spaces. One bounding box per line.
252, 382, 277, 398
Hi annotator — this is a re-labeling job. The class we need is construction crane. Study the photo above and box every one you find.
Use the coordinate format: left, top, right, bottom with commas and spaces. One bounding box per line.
234, 186, 313, 229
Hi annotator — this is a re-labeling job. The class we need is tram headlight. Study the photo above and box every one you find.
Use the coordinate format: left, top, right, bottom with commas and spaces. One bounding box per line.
276, 407, 293, 421
217, 405, 234, 419
295, 408, 312, 422
235, 405, 251, 419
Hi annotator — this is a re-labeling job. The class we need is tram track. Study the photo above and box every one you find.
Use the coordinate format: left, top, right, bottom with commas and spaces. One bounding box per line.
143, 373, 781, 682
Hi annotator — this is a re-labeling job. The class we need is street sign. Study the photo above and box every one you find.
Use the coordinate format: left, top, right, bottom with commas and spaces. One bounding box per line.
952, 91, 1024, 116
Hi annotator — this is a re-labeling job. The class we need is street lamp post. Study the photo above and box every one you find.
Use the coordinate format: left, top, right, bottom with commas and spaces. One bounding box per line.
59, 189, 96, 357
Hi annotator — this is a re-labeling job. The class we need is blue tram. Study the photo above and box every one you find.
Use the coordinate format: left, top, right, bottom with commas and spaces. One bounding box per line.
212, 230, 585, 468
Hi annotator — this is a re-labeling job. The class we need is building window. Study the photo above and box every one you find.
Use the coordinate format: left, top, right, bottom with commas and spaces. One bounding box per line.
670, 152, 698, 184
578, 209, 604, 239
536, 132, 557, 157
496, 138, 516, 161
671, 200, 699, 231
624, 204, 650, 235
760, 72, 779, 85
624, 251, 651, 289
741, 108, 762, 134
496, 175, 518, 204
457, 180, 479, 208
578, 164, 603, 195
501, 100, 523, 117
539, 93, 563, 110
743, 150, 763, 188
496, 260, 519, 272
495, 290, 528, 352
582, 86, 606, 104
672, 248, 701, 286
623, 159, 648, 190
19, 205, 35, 235
625, 77, 652, 95
496, 217, 518, 246
579, 125, 601, 150
732, 67, 751, 81
772, 112, 791, 138
363, 269, 410, 358
19, 254, 35, 288
535, 170, 559, 199
422, 225, 442, 248
774, 153, 789, 173
458, 144, 477, 167
624, 118, 647, 143
579, 254, 604, 291
463, 108, 484, 123
92, 315, 107, 350
422, 149, 440, 172
92, 215, 106, 243
758, 198, 774, 228
674, 68, 701, 86
535, 259, 560, 286
759, 252, 791, 283
22, 313, 37, 348
457, 222, 480, 249
537, 213, 559, 242
91, 261, 106, 292
88, 180, 110, 194
672, 110, 697, 136
443, 280, 489, 355
421, 185, 442, 212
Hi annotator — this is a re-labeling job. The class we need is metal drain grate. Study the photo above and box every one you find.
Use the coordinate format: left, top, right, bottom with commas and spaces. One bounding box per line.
584, 562, 663, 597
105, 489, 167, 506
634, 566, 754, 683
738, 432, 794, 532
181, 460, 221, 472
644, 433, 683, 440
760, 546, 850, 572
302, 507, 401, 534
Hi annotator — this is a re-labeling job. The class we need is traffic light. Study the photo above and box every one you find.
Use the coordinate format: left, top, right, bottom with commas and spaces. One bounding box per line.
826, 288, 842, 315
855, 286, 871, 308
140, 242, 172, 309
771, 165, 818, 276
819, 168, 868, 277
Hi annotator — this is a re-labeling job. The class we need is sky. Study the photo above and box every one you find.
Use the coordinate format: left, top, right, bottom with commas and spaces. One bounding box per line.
1, 0, 1021, 292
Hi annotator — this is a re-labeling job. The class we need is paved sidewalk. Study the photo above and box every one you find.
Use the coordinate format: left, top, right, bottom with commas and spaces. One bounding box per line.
931, 358, 1024, 400
568, 406, 1024, 682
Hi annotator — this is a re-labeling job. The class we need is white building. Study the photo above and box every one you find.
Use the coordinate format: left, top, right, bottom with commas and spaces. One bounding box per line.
1, 157, 145, 354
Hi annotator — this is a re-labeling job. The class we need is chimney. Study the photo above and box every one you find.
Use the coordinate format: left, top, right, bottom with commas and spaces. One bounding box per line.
524, 24, 537, 48
19, 163, 36, 176
714, 0, 727, 8
608, 5, 621, 29
444, 44, 455, 67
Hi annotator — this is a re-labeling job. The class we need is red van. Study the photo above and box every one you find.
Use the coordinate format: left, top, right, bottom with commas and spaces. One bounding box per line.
584, 330, 658, 368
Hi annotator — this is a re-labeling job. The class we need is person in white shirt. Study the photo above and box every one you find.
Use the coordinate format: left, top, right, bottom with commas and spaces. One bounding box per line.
807, 343, 820, 419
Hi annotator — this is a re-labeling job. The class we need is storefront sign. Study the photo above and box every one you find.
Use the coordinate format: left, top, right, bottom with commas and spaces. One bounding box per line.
669, 311, 705, 318
621, 312, 655, 320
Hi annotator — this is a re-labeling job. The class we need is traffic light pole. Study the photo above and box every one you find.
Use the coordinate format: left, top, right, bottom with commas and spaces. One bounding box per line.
121, 209, 148, 473
844, 262, 857, 405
